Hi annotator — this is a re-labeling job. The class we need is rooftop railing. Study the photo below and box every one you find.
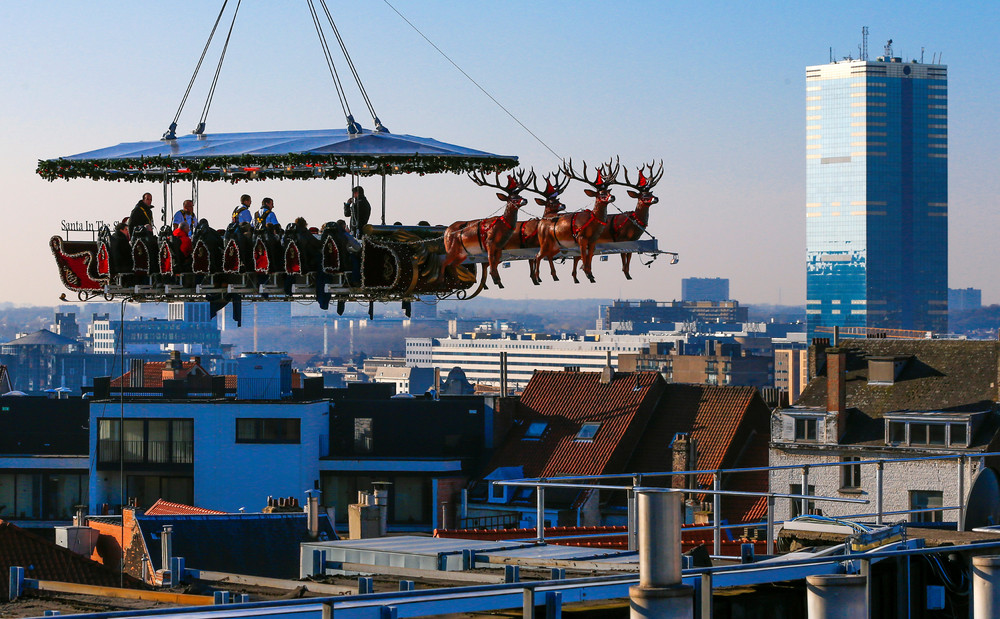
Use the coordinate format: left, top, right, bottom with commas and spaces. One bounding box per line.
492, 450, 999, 556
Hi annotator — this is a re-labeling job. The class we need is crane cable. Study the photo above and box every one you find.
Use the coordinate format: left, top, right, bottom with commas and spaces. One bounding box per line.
306, 0, 358, 133
381, 0, 561, 162
163, 0, 231, 140
317, 0, 387, 132
195, 0, 243, 135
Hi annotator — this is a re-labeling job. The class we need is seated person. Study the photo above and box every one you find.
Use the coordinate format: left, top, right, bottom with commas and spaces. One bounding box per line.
173, 221, 193, 258
110, 219, 133, 274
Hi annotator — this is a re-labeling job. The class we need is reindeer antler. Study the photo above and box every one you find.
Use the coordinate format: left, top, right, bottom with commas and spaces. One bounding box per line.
526, 169, 570, 198
469, 168, 534, 194
617, 160, 665, 191
511, 167, 536, 194
562, 158, 618, 190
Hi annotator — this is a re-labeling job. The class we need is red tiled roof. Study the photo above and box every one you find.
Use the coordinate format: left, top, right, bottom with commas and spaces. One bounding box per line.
0, 520, 145, 598
485, 371, 664, 479
110, 361, 206, 388
143, 499, 226, 516
627, 384, 772, 524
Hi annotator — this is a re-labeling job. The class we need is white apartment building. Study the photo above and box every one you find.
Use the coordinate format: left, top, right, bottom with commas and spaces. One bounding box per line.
406, 331, 688, 388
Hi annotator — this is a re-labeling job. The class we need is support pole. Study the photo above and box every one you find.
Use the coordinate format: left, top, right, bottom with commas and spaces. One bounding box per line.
801, 465, 810, 516
8, 566, 24, 602
700, 572, 713, 619
958, 455, 966, 531
161, 525, 173, 579
875, 461, 884, 525
973, 555, 1000, 619
523, 587, 536, 619
629, 489, 693, 618
536, 485, 545, 543
712, 473, 721, 556
766, 494, 775, 556
381, 174, 386, 225
806, 574, 866, 618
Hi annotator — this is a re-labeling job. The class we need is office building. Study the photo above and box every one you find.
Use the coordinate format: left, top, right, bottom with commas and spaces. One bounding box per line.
948, 287, 982, 312
599, 299, 748, 331
681, 278, 730, 302
805, 45, 948, 339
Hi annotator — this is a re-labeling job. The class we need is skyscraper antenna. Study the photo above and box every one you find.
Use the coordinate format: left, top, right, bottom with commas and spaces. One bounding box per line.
921, 47, 925, 63
862, 26, 868, 61
884, 39, 893, 58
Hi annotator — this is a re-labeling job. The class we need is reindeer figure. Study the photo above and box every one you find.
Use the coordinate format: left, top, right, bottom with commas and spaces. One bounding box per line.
440, 168, 535, 289
503, 170, 570, 285
571, 160, 664, 281
535, 158, 619, 283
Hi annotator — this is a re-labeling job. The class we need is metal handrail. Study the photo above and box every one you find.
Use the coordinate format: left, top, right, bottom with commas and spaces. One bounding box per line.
37, 539, 1000, 619
488, 451, 989, 554
497, 450, 1000, 484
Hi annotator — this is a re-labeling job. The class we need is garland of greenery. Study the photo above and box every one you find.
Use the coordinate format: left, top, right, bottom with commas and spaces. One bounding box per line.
36, 153, 518, 183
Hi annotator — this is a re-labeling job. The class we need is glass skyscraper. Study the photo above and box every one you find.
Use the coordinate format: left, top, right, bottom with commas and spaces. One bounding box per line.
805, 53, 947, 339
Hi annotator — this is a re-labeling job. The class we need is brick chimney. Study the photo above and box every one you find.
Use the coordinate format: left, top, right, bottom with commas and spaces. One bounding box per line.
826, 347, 847, 440
671, 433, 695, 489
162, 350, 183, 381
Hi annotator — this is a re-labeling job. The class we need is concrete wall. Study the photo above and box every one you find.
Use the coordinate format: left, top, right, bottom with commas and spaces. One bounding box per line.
89, 400, 327, 513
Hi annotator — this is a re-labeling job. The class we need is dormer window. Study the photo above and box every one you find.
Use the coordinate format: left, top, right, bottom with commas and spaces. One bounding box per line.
868, 356, 910, 385
794, 417, 818, 441
524, 422, 548, 439
884, 413, 976, 448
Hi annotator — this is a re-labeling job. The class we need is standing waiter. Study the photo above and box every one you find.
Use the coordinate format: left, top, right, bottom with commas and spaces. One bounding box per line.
343, 186, 371, 237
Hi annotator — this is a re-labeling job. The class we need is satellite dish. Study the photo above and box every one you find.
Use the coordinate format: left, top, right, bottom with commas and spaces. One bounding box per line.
963, 467, 1000, 530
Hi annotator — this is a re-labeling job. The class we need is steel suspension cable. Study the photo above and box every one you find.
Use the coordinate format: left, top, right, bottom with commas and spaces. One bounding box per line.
306, 0, 358, 132
318, 0, 386, 132
381, 0, 561, 161
195, 0, 243, 135
163, 0, 230, 140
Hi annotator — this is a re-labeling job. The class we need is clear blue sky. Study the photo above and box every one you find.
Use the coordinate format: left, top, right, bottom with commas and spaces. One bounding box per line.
1, 1, 997, 307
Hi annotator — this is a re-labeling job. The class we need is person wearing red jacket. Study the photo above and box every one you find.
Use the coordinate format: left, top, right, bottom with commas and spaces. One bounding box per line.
173, 221, 192, 258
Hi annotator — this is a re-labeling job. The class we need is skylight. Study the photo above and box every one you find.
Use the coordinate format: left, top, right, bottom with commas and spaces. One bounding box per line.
524, 421, 548, 439
576, 422, 601, 441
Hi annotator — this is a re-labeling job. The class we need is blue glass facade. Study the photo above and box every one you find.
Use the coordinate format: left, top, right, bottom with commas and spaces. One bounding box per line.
806, 59, 948, 339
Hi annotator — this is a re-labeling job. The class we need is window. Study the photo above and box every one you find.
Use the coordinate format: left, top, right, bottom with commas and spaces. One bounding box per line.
950, 423, 967, 447
491, 483, 505, 501
98, 418, 193, 465
524, 422, 548, 439
354, 418, 373, 453
236, 418, 301, 444
794, 417, 818, 441
888, 421, 906, 444
910, 423, 929, 445
910, 490, 943, 523
841, 457, 862, 491
928, 424, 946, 445
576, 422, 601, 441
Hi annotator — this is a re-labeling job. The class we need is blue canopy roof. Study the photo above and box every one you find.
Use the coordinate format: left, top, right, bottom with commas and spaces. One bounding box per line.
37, 128, 518, 182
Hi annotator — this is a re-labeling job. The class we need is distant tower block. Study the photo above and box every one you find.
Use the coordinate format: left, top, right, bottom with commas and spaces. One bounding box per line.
805, 46, 947, 339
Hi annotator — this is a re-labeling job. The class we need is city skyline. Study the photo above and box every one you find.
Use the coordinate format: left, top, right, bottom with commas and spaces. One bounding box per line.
2, 2, 998, 307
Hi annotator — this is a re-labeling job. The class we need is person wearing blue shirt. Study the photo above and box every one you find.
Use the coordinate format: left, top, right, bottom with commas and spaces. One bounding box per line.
254, 197, 279, 228
232, 194, 252, 224
172, 199, 196, 231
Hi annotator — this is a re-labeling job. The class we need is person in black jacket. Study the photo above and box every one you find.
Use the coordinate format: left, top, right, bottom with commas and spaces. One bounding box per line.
343, 186, 371, 237
129, 192, 155, 235
110, 219, 133, 274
